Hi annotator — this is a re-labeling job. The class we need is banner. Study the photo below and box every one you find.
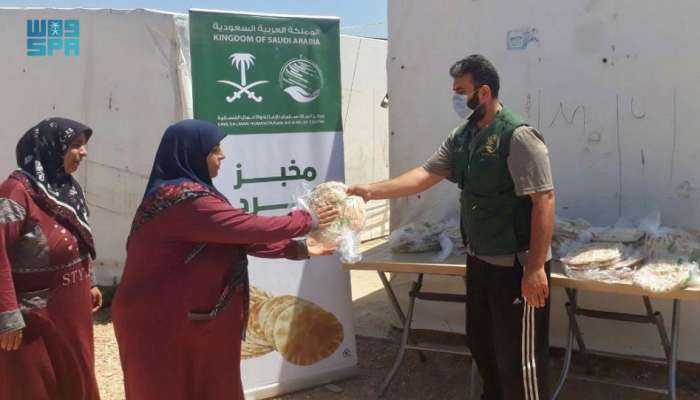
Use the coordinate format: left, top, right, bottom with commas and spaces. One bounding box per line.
189, 9, 357, 398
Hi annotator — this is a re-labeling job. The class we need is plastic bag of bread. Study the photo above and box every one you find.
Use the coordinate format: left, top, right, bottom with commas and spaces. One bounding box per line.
297, 182, 366, 264
555, 217, 592, 242
690, 263, 700, 288
389, 220, 445, 253
632, 259, 694, 293
434, 218, 466, 261
553, 217, 592, 259
561, 242, 645, 282
561, 243, 625, 268
563, 253, 644, 282
645, 227, 700, 260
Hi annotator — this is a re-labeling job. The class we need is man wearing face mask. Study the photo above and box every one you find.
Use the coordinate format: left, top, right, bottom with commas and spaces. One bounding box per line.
348, 54, 554, 400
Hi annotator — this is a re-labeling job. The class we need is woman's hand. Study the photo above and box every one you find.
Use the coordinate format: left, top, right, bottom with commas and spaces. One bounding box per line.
313, 206, 340, 229
0, 329, 23, 351
90, 287, 103, 313
306, 237, 336, 257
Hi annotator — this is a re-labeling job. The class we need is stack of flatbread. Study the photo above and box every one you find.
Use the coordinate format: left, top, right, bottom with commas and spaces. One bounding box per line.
591, 227, 645, 243
562, 243, 644, 282
308, 181, 366, 247
243, 287, 344, 366
553, 218, 592, 259
633, 260, 693, 293
563, 243, 624, 268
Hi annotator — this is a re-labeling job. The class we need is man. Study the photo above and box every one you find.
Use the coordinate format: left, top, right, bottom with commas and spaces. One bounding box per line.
348, 54, 555, 400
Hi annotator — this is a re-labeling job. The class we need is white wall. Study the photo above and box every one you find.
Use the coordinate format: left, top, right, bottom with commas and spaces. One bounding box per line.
340, 35, 390, 241
387, 0, 700, 362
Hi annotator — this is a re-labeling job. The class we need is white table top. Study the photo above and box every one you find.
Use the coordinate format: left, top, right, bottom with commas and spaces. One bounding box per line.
344, 240, 700, 301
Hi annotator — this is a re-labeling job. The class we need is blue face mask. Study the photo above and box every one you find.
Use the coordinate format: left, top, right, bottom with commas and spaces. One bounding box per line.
452, 93, 470, 119
452, 89, 482, 119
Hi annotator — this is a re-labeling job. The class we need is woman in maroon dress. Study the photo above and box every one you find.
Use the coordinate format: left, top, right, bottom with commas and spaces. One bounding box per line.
112, 120, 337, 400
0, 118, 103, 400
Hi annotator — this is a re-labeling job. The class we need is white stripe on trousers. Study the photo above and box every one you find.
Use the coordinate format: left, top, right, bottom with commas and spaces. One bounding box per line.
530, 305, 541, 398
522, 304, 540, 400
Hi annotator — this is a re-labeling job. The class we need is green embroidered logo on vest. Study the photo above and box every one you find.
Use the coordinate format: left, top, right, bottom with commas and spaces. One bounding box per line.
483, 134, 498, 154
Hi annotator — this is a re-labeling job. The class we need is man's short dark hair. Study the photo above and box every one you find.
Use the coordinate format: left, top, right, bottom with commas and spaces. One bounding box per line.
449, 55, 500, 98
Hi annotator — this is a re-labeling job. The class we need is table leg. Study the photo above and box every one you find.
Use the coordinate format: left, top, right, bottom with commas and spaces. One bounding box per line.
643, 296, 672, 360
376, 271, 427, 362
379, 278, 419, 397
564, 289, 587, 353
552, 289, 585, 400
552, 312, 575, 399
669, 300, 680, 400
377, 271, 407, 324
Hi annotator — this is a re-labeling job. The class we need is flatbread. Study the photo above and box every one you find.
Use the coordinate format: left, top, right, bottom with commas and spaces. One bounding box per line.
564, 251, 646, 282
612, 255, 645, 269
308, 182, 366, 246
242, 286, 277, 358
272, 300, 344, 366
249, 286, 274, 302
564, 258, 621, 270
633, 261, 692, 293
343, 196, 367, 231
247, 286, 273, 339
241, 340, 274, 359
592, 227, 645, 243
243, 289, 345, 365
257, 295, 298, 344
563, 243, 624, 266
568, 254, 643, 269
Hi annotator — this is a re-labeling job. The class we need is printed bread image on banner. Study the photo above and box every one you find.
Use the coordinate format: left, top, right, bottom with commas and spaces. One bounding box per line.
243, 286, 344, 366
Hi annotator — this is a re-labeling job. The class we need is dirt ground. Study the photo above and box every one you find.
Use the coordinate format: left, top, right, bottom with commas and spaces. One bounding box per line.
276, 331, 700, 400
92, 270, 700, 400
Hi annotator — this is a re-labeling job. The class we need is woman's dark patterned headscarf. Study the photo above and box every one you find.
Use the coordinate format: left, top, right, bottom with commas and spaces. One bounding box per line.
14, 117, 95, 258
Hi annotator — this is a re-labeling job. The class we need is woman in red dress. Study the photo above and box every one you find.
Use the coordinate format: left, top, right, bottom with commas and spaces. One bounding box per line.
0, 118, 103, 400
112, 120, 336, 400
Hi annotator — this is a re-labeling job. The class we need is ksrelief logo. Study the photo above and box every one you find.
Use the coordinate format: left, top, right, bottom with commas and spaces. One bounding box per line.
27, 19, 80, 57
279, 58, 324, 103
215, 54, 325, 104
484, 135, 499, 154
217, 53, 269, 103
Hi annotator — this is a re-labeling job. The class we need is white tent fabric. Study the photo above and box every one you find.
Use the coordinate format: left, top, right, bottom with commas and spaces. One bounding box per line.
387, 0, 700, 362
